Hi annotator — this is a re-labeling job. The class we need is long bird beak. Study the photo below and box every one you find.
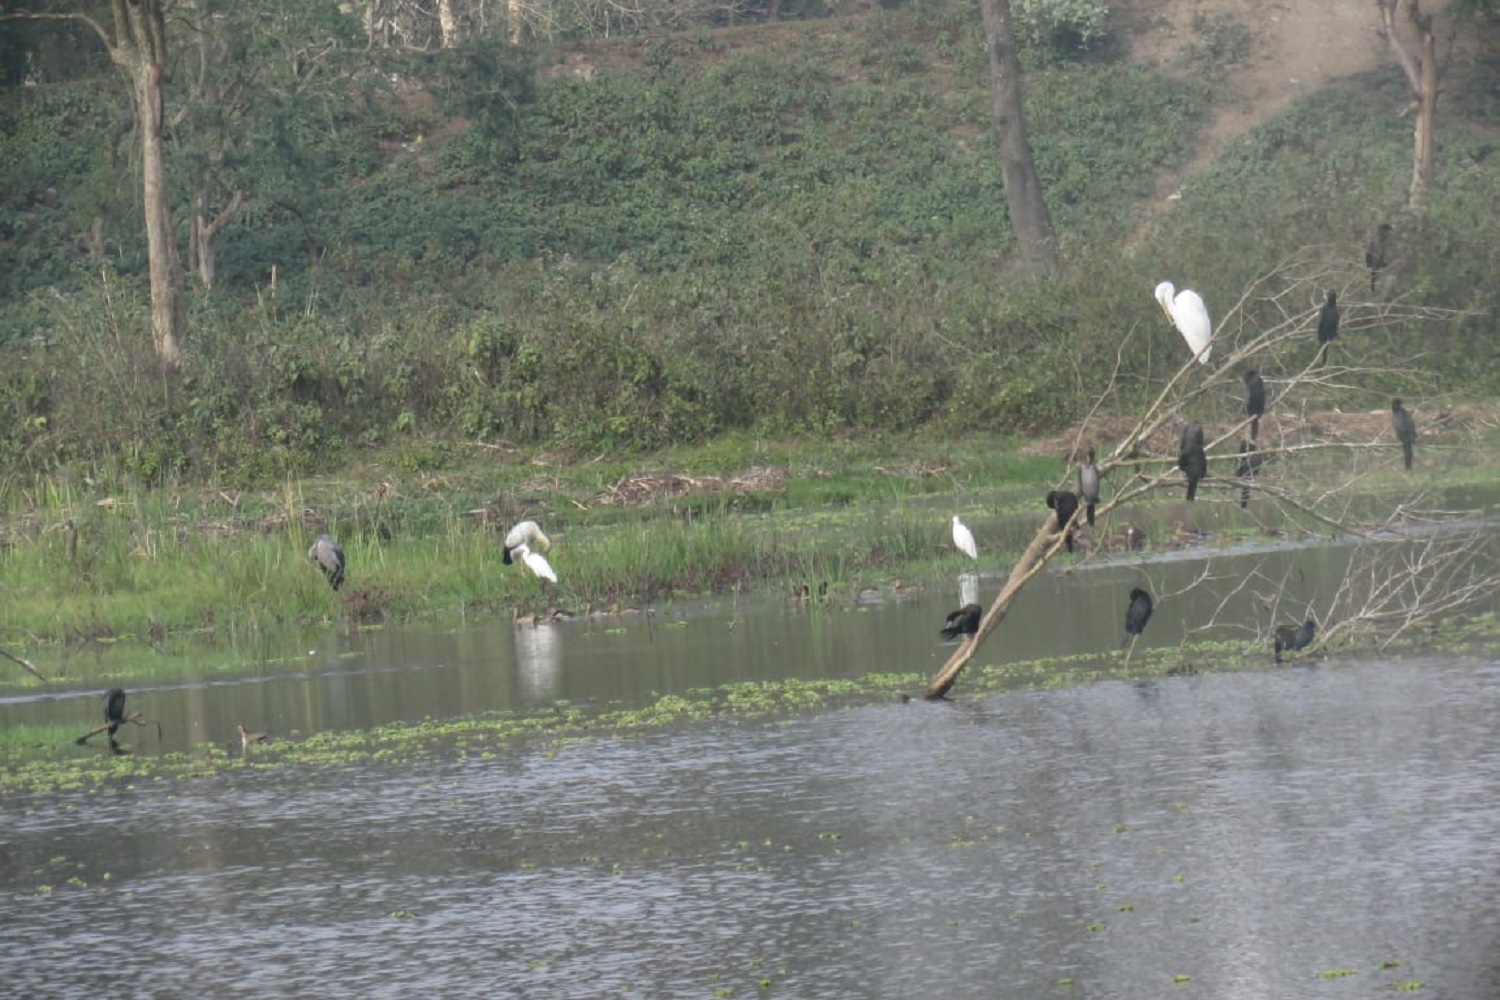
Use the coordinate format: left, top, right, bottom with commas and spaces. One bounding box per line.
1156, 301, 1174, 324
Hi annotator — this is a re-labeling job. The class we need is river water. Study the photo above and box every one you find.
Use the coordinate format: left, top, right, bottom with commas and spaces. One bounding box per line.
2, 536, 1499, 997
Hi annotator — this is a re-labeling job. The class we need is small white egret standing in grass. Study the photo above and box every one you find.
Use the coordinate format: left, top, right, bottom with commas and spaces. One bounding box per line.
951, 516, 978, 560
1154, 281, 1213, 364
503, 520, 558, 583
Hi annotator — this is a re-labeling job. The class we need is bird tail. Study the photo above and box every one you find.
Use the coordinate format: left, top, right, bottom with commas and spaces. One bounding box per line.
1065, 530, 1075, 554
1240, 483, 1250, 509
1185, 479, 1198, 503
1086, 502, 1096, 527
1250, 416, 1259, 440
1403, 441, 1413, 470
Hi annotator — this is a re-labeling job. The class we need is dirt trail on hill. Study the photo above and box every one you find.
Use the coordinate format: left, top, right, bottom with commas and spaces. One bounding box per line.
1121, 0, 1391, 250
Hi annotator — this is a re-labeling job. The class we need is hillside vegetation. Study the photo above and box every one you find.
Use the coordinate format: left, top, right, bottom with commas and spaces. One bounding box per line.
1, 0, 1497, 486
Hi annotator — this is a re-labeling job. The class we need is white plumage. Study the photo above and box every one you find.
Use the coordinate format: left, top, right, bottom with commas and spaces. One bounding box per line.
1154, 281, 1213, 364
503, 520, 556, 582
515, 543, 558, 583
951, 516, 978, 560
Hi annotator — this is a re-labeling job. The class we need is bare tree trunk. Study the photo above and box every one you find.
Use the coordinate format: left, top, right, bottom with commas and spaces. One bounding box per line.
438, 0, 461, 47
978, 0, 1059, 278
1376, 0, 1442, 213
509, 0, 530, 45
191, 174, 244, 290
120, 7, 187, 364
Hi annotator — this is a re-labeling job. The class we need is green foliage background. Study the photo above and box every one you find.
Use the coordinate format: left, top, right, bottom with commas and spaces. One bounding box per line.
0, 0, 1496, 484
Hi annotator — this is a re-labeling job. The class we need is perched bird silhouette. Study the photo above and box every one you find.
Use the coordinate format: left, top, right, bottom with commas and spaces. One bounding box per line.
1126, 524, 1147, 552
1078, 448, 1101, 527
1317, 290, 1340, 365
1045, 490, 1081, 553
951, 515, 978, 561
1365, 222, 1392, 292
1154, 281, 1213, 364
1274, 618, 1317, 664
1177, 422, 1208, 502
1123, 588, 1154, 646
308, 534, 346, 591
104, 688, 127, 740
1391, 399, 1417, 471
1243, 369, 1265, 440
939, 603, 983, 641
1235, 440, 1262, 509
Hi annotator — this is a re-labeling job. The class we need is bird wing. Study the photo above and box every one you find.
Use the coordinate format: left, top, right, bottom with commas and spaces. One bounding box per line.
1172, 289, 1213, 363
505, 520, 548, 551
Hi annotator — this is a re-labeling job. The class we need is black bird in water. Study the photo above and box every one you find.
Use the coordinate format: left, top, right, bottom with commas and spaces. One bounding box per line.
939, 603, 983, 641
1078, 449, 1101, 527
1274, 618, 1317, 664
1235, 440, 1262, 509
1391, 398, 1417, 471
1177, 423, 1208, 502
1243, 369, 1265, 440
104, 687, 127, 741
308, 534, 346, 591
1045, 490, 1081, 553
1365, 222, 1392, 292
1317, 290, 1340, 364
1123, 588, 1154, 646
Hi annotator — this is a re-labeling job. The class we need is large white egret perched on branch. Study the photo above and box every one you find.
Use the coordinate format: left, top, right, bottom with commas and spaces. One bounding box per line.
951, 516, 978, 560
1154, 281, 1213, 364
503, 520, 558, 583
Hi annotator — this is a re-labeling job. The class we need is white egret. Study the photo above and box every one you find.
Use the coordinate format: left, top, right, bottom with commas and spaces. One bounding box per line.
513, 542, 558, 584
1154, 281, 1213, 364
951, 516, 978, 560
502, 520, 551, 564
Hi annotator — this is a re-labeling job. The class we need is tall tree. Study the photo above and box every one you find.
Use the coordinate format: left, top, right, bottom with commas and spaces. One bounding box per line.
7, 1, 187, 362
978, 0, 1059, 277
1375, 0, 1443, 213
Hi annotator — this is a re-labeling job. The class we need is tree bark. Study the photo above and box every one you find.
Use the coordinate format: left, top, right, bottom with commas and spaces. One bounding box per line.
1376, 0, 1442, 213
438, 0, 461, 48
978, 0, 1059, 278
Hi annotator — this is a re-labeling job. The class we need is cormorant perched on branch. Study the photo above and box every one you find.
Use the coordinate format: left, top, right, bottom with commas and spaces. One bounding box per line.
1317, 290, 1340, 365
1045, 490, 1081, 553
1079, 449, 1101, 527
1123, 588, 1153, 646
1391, 399, 1417, 471
1243, 370, 1265, 440
308, 534, 346, 591
1274, 619, 1317, 664
1365, 222, 1392, 292
939, 603, 983, 642
1235, 440, 1262, 509
104, 688, 126, 740
1177, 423, 1207, 502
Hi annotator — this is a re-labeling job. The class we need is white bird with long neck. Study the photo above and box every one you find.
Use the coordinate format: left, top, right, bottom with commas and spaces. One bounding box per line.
951, 515, 978, 561
1155, 281, 1213, 364
503, 520, 557, 582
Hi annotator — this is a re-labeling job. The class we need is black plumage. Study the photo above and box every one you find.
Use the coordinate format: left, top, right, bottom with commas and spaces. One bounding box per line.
1177, 422, 1207, 502
1045, 490, 1081, 553
1123, 588, 1153, 645
1391, 398, 1417, 471
1365, 222, 1392, 292
939, 603, 983, 641
1078, 448, 1101, 527
104, 688, 127, 739
1274, 618, 1317, 664
1235, 440, 1262, 509
1316, 290, 1340, 366
1243, 369, 1265, 440
1126, 525, 1146, 552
